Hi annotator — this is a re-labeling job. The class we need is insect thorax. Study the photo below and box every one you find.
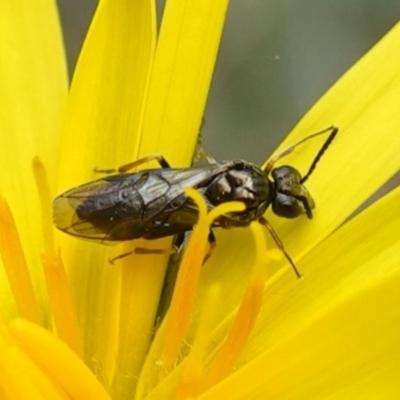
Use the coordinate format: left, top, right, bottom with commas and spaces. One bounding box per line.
205, 161, 272, 227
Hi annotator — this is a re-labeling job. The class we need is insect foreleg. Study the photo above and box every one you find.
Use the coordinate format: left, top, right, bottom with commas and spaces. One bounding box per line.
95, 154, 171, 174
194, 148, 218, 165
258, 216, 302, 279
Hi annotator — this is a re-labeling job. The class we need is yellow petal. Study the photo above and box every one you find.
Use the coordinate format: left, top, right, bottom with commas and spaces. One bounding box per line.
191, 20, 400, 333
112, 0, 230, 392
0, 325, 66, 400
58, 1, 156, 188
55, 0, 156, 384
55, 2, 230, 397
9, 319, 111, 400
0, 1, 67, 320
198, 185, 400, 399
267, 21, 400, 260
140, 0, 229, 166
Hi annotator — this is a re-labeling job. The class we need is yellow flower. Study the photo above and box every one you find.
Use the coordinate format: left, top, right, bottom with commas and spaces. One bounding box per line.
1, 1, 400, 400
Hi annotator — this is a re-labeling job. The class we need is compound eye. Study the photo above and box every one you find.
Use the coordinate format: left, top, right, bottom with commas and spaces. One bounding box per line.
272, 193, 304, 219
272, 165, 302, 193
271, 165, 315, 219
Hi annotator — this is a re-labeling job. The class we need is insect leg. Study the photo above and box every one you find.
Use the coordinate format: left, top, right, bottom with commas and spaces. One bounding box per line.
203, 230, 217, 264
109, 251, 133, 264
258, 217, 302, 279
95, 154, 171, 174
263, 126, 337, 174
195, 148, 218, 164
135, 247, 177, 255
155, 232, 187, 325
109, 245, 177, 264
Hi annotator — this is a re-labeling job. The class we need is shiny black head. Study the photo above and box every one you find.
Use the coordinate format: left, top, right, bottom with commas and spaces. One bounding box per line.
263, 126, 339, 219
267, 126, 338, 220
270, 165, 315, 219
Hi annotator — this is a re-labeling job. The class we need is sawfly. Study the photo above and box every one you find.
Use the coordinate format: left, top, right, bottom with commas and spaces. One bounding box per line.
53, 126, 338, 278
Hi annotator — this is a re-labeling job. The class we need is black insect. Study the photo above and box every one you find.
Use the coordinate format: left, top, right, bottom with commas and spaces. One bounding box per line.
53, 126, 338, 278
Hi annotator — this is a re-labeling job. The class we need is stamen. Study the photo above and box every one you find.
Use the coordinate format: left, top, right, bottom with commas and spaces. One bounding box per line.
8, 319, 111, 400
32, 156, 54, 253
176, 285, 221, 400
0, 195, 41, 324
41, 253, 83, 358
206, 201, 245, 225
160, 189, 210, 368
160, 189, 245, 368
201, 223, 267, 391
136, 192, 246, 397
32, 157, 83, 357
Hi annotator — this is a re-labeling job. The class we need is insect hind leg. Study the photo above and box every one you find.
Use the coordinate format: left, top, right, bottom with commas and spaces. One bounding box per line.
109, 228, 217, 265
95, 154, 171, 174
109, 245, 177, 264
202, 229, 217, 264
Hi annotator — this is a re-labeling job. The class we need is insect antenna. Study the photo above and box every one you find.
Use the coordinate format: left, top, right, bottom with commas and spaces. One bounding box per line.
300, 126, 338, 184
264, 125, 338, 174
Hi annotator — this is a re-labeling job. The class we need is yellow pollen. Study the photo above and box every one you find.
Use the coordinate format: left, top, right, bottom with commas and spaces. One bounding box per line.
8, 319, 111, 400
0, 195, 41, 324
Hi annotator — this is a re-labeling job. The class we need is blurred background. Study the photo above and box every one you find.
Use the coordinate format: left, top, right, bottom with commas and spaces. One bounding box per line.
57, 0, 400, 165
